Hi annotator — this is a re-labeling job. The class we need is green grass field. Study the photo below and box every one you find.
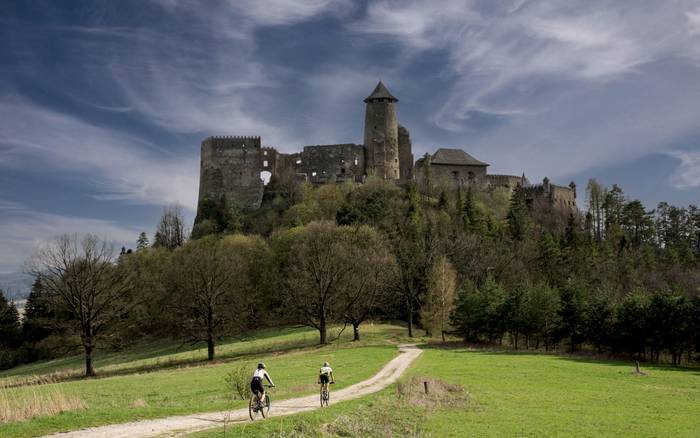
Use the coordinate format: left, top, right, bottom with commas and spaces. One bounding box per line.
0, 325, 406, 438
193, 346, 700, 437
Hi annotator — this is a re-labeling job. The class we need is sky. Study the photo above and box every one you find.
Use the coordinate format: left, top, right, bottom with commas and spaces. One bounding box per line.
1, 0, 700, 273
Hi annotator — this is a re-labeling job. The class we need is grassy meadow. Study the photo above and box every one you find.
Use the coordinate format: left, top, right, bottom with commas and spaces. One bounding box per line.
0, 324, 408, 438
193, 346, 700, 438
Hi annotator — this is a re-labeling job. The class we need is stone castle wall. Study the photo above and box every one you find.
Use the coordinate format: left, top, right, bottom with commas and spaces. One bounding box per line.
198, 136, 264, 211
398, 125, 413, 181
301, 144, 365, 184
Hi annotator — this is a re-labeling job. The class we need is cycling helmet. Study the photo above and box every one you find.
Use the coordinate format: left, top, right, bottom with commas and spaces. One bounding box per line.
323, 362, 329, 367
258, 363, 266, 369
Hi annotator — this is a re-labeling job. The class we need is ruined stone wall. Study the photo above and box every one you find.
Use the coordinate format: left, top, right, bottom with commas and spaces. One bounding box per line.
364, 100, 399, 179
301, 144, 365, 184
486, 174, 528, 191
525, 179, 577, 212
398, 125, 413, 181
197, 136, 264, 212
428, 163, 488, 187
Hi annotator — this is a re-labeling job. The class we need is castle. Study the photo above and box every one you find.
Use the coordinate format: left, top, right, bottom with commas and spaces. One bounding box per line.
196, 82, 577, 216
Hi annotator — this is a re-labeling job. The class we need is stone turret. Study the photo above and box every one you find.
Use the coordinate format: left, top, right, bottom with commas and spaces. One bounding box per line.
363, 81, 400, 180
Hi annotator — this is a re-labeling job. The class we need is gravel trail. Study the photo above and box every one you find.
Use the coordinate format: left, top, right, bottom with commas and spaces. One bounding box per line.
45, 344, 422, 438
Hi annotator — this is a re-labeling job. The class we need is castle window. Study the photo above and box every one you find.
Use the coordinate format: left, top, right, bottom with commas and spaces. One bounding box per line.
260, 171, 271, 186
312, 172, 317, 177
263, 150, 267, 156
354, 158, 358, 166
296, 159, 302, 164
263, 160, 268, 167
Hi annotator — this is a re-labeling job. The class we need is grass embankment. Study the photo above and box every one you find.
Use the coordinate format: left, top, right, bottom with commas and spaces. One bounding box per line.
0, 324, 408, 438
1, 326, 376, 385
196, 346, 700, 437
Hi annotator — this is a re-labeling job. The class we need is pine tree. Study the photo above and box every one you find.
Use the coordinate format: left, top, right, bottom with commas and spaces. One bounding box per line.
22, 278, 54, 348
0, 290, 21, 349
507, 186, 531, 241
136, 232, 150, 251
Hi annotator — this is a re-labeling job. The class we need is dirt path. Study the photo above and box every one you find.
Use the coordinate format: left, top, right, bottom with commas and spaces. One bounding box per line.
45, 344, 422, 438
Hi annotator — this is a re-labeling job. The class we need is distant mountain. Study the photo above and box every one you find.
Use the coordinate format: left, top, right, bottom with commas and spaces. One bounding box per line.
0, 271, 33, 301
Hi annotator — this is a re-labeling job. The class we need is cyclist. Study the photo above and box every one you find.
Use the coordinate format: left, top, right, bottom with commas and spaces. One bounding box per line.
251, 363, 275, 406
318, 361, 335, 391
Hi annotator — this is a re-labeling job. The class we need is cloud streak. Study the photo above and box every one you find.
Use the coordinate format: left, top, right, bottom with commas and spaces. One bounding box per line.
0, 207, 140, 273
0, 98, 199, 209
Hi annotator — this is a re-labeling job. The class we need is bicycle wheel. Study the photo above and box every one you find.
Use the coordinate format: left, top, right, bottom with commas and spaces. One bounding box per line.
262, 394, 270, 418
320, 385, 324, 407
249, 392, 260, 421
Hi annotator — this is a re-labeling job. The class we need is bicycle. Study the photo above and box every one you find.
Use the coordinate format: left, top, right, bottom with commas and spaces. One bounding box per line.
249, 384, 272, 420
320, 381, 333, 407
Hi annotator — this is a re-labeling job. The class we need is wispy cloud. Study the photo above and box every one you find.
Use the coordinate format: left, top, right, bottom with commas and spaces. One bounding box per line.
667, 149, 700, 189
0, 99, 199, 209
351, 0, 700, 182
355, 0, 700, 130
0, 208, 139, 273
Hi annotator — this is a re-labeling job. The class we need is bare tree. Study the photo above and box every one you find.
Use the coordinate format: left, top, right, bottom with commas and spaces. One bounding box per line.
153, 204, 187, 250
28, 234, 133, 376
420, 255, 458, 342
338, 226, 398, 341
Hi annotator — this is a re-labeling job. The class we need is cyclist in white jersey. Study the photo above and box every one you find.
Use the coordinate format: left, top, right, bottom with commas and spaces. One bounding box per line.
251, 363, 275, 402
318, 361, 334, 388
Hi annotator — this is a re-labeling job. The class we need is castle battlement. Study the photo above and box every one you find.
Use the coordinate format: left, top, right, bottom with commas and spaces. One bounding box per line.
207, 135, 261, 140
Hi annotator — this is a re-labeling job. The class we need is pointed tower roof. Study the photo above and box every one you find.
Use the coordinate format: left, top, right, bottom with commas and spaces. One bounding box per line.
364, 81, 398, 103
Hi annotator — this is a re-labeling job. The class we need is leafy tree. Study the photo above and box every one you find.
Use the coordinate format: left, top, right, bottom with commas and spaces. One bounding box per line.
338, 226, 398, 341
391, 185, 429, 337
420, 255, 457, 341
168, 236, 258, 360
615, 290, 650, 359
277, 221, 357, 344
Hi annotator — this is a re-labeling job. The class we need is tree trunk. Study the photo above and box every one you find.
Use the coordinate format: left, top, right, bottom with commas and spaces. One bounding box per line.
84, 341, 95, 377
407, 299, 414, 338
353, 323, 360, 341
514, 333, 519, 350
207, 307, 215, 361
83, 321, 95, 377
319, 313, 327, 345
207, 333, 215, 361
441, 330, 445, 343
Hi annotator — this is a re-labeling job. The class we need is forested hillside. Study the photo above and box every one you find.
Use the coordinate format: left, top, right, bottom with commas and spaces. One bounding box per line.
1, 176, 699, 373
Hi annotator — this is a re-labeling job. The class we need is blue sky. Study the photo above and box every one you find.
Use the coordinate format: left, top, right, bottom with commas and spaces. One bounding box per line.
1, 0, 700, 273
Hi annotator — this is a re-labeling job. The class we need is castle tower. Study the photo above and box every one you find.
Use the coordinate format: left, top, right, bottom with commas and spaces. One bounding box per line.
196, 136, 264, 216
363, 81, 400, 180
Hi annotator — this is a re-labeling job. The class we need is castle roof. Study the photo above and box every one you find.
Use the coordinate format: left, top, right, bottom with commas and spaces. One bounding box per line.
431, 148, 489, 167
364, 81, 398, 103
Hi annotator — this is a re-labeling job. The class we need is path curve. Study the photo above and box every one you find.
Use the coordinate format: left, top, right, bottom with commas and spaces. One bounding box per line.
45, 344, 422, 438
